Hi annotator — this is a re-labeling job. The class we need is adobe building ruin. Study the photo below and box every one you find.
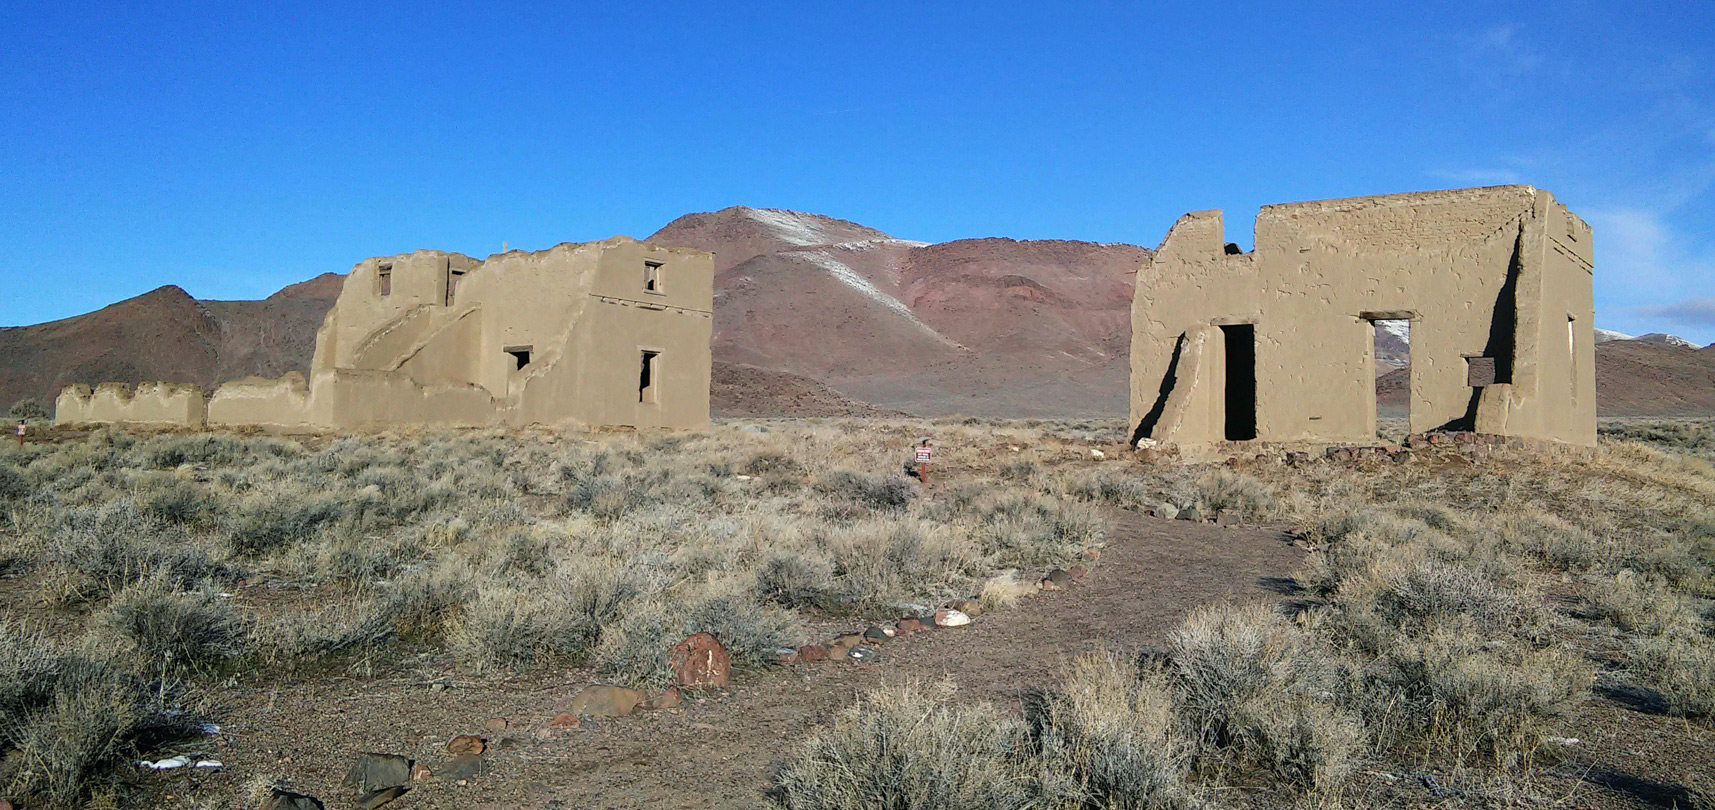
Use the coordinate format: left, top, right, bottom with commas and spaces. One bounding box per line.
58, 236, 715, 431
1130, 185, 1596, 452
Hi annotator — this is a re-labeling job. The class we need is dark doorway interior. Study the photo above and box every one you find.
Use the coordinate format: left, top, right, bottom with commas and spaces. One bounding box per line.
1220, 324, 1256, 440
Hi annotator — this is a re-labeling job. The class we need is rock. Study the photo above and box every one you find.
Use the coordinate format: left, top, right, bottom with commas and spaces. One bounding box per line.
668, 632, 731, 688
827, 634, 864, 651
777, 649, 800, 665
343, 753, 412, 793
357, 786, 409, 810
950, 598, 984, 618
412, 762, 434, 781
0, 801, 10, 810
1148, 502, 1178, 519
933, 608, 971, 628
646, 687, 683, 710
1406, 434, 1430, 450
1067, 566, 1089, 581
484, 717, 508, 734
262, 789, 325, 810
567, 685, 648, 719
440, 753, 488, 781
1090, 448, 1105, 459
548, 713, 579, 729
798, 644, 830, 662
848, 647, 879, 663
1216, 509, 1242, 527
446, 734, 485, 756
863, 625, 894, 643
1042, 569, 1072, 589
894, 618, 926, 636
742, 424, 769, 434
1176, 505, 1203, 522
1286, 451, 1312, 466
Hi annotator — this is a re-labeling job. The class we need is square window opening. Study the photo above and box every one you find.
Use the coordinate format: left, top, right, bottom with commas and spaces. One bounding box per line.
506, 346, 532, 370
644, 260, 663, 293
639, 350, 660, 403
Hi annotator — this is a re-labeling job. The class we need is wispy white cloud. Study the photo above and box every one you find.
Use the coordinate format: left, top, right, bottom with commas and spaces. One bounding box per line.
1640, 296, 1715, 328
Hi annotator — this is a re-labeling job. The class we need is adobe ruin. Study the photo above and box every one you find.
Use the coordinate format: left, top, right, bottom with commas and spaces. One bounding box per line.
57, 236, 715, 431
1130, 185, 1596, 452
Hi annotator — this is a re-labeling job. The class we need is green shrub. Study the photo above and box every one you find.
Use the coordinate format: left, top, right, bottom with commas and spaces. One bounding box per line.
768, 680, 1033, 810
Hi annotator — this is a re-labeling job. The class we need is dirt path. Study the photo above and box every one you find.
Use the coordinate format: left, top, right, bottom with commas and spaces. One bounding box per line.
152, 512, 1305, 809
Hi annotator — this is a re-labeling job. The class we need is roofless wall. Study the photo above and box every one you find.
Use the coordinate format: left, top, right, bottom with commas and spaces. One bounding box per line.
1130, 185, 1595, 451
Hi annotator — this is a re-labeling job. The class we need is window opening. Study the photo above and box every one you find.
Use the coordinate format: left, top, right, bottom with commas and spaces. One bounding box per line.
644, 260, 663, 293
506, 346, 532, 370
639, 350, 660, 403
377, 263, 392, 296
446, 267, 466, 306
1219, 324, 1256, 441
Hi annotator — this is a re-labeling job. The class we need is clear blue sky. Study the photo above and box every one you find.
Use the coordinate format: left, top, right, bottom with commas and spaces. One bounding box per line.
3, 2, 1712, 343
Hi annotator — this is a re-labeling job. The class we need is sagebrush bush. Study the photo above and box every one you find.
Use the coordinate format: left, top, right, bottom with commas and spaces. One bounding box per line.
1034, 653, 1197, 809
1168, 604, 1362, 793
98, 572, 248, 676
1589, 569, 1701, 637
1628, 632, 1715, 718
768, 680, 1033, 810
0, 624, 198, 808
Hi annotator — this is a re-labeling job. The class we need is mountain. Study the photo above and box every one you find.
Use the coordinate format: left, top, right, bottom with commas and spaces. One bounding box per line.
1376, 338, 1715, 418
649, 206, 1148, 416
0, 275, 344, 412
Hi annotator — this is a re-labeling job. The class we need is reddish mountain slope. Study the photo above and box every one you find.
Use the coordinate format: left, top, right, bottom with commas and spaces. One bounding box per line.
650, 207, 1148, 417
1376, 339, 1715, 418
0, 275, 343, 411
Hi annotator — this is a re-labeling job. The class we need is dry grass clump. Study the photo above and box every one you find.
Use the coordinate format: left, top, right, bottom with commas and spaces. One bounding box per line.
95, 571, 248, 677
768, 679, 1034, 810
0, 623, 200, 808
1032, 653, 1197, 809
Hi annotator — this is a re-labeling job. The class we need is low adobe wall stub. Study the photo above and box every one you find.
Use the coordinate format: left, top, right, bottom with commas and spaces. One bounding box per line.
55, 382, 207, 427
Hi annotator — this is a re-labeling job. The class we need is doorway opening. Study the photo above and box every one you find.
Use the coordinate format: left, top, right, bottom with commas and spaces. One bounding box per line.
1372, 318, 1411, 441
1220, 324, 1256, 440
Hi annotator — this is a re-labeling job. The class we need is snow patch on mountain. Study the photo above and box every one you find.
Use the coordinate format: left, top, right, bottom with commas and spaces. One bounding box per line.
1594, 328, 1633, 343
744, 208, 839, 247
800, 251, 960, 347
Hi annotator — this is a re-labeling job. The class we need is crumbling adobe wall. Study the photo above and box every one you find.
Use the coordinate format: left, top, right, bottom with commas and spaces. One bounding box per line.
206, 372, 310, 429
1131, 185, 1595, 450
55, 382, 206, 427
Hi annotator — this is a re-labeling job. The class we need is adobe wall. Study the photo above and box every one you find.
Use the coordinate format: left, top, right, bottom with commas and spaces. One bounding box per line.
1131, 185, 1595, 450
206, 373, 311, 429
55, 382, 206, 427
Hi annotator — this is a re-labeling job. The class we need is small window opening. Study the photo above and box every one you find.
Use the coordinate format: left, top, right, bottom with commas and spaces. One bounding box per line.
446, 267, 466, 306
1223, 242, 1243, 255
644, 260, 663, 293
377, 263, 393, 296
639, 350, 660, 403
506, 346, 532, 370
1466, 356, 1498, 387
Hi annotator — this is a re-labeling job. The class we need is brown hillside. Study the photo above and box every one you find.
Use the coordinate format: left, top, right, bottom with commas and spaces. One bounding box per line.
1375, 339, 1715, 418
710, 361, 901, 418
651, 209, 1149, 417
0, 277, 342, 411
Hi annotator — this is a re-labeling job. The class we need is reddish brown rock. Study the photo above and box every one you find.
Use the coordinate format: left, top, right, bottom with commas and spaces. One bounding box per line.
1068, 566, 1089, 581
778, 649, 801, 665
549, 713, 580, 729
933, 608, 971, 627
446, 734, 485, 756
827, 634, 864, 651
647, 687, 683, 710
950, 598, 984, 618
894, 618, 926, 635
411, 763, 434, 781
798, 644, 830, 662
669, 632, 731, 688
483, 717, 508, 734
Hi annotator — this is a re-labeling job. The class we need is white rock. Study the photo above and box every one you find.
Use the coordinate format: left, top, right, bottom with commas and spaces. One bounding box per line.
140, 756, 190, 770
1135, 437, 1160, 449
1090, 449, 1105, 459
194, 760, 223, 768
934, 608, 972, 628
